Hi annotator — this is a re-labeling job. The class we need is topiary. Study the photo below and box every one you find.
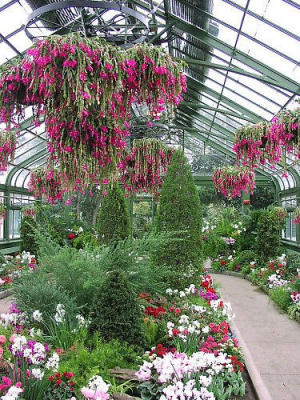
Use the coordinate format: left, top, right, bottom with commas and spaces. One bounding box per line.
256, 210, 281, 262
154, 150, 202, 272
97, 184, 131, 245
20, 215, 39, 256
92, 269, 145, 348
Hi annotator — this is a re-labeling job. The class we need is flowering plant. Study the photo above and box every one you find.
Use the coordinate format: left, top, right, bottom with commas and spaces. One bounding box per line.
0, 129, 16, 172
292, 207, 300, 224
233, 121, 282, 167
270, 206, 287, 225
270, 107, 299, 159
81, 375, 110, 400
21, 206, 36, 218
44, 372, 75, 400
0, 203, 5, 219
119, 138, 173, 197
0, 252, 36, 291
1, 34, 186, 188
28, 167, 64, 204
212, 166, 256, 200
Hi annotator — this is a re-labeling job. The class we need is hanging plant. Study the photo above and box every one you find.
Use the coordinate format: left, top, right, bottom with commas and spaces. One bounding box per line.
119, 138, 173, 197
22, 205, 36, 218
233, 121, 282, 167
270, 206, 288, 225
270, 108, 299, 159
0, 129, 17, 171
292, 207, 300, 225
0, 203, 6, 219
212, 166, 256, 200
28, 167, 65, 204
0, 34, 186, 189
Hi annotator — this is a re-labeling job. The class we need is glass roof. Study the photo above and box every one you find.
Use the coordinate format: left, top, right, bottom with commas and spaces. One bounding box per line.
0, 0, 299, 190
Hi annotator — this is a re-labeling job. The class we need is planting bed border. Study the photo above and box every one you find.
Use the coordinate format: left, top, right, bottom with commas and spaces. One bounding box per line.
0, 288, 14, 300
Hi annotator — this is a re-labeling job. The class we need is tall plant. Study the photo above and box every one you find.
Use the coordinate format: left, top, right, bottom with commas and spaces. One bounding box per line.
20, 215, 39, 256
154, 150, 202, 271
97, 183, 131, 245
256, 210, 281, 261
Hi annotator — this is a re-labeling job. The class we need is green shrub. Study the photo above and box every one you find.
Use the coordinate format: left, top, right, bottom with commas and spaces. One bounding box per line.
256, 210, 281, 261
14, 271, 79, 332
286, 254, 300, 278
97, 184, 131, 245
72, 231, 98, 249
20, 215, 39, 256
238, 210, 264, 251
39, 246, 105, 311
92, 269, 145, 347
59, 335, 141, 390
154, 150, 202, 270
269, 286, 292, 312
232, 250, 257, 268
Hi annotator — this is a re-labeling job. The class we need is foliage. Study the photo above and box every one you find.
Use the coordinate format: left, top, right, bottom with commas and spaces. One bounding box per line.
238, 209, 264, 251
39, 245, 104, 311
59, 335, 141, 390
133, 200, 152, 237
256, 210, 281, 261
92, 269, 145, 347
20, 215, 39, 256
14, 271, 79, 332
97, 184, 131, 245
269, 286, 292, 312
250, 185, 275, 209
230, 250, 257, 272
154, 150, 202, 272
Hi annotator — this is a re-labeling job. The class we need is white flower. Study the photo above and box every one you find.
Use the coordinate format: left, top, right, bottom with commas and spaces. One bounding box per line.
166, 288, 173, 295
32, 310, 43, 322
45, 352, 59, 371
31, 368, 44, 380
54, 304, 66, 323
202, 326, 209, 334
0, 278, 5, 285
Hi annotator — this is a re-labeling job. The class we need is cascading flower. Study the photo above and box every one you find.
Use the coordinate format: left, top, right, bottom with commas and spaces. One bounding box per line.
0, 33, 186, 189
28, 167, 64, 204
0, 129, 17, 172
212, 166, 256, 200
119, 138, 173, 197
292, 207, 300, 224
233, 121, 281, 167
270, 108, 299, 159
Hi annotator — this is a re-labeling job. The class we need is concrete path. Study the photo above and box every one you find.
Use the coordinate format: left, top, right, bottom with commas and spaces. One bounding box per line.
211, 273, 300, 400
0, 295, 13, 313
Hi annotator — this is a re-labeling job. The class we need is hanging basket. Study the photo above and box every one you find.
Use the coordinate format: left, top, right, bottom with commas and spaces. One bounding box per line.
119, 138, 173, 197
212, 166, 256, 200
0, 129, 17, 172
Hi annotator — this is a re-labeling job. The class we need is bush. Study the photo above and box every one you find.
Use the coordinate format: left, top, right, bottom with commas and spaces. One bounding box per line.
232, 250, 257, 269
97, 184, 131, 245
238, 210, 264, 251
20, 215, 39, 256
92, 269, 145, 347
154, 150, 202, 270
39, 246, 104, 311
270, 286, 292, 312
59, 335, 141, 390
14, 271, 79, 331
256, 210, 281, 261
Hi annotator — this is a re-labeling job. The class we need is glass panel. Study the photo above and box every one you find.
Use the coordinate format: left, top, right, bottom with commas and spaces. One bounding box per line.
9, 209, 21, 239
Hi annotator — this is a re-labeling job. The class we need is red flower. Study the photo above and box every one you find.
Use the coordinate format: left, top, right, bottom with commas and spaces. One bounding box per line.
56, 379, 62, 385
67, 233, 76, 240
243, 199, 250, 205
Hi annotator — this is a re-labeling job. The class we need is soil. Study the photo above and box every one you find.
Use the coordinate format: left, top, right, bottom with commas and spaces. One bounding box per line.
240, 368, 258, 400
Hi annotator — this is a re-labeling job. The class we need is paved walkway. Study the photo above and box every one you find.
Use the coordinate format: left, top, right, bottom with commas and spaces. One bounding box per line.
211, 273, 300, 400
0, 295, 13, 314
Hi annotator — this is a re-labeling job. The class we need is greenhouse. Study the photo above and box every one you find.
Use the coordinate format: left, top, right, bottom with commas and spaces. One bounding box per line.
0, 0, 299, 399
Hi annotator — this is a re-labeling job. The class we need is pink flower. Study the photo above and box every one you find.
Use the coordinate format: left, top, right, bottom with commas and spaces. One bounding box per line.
0, 335, 6, 344
105, 63, 113, 71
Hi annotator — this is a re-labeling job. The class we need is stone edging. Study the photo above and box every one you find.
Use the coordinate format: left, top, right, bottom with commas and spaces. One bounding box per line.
211, 271, 273, 400
0, 288, 14, 300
